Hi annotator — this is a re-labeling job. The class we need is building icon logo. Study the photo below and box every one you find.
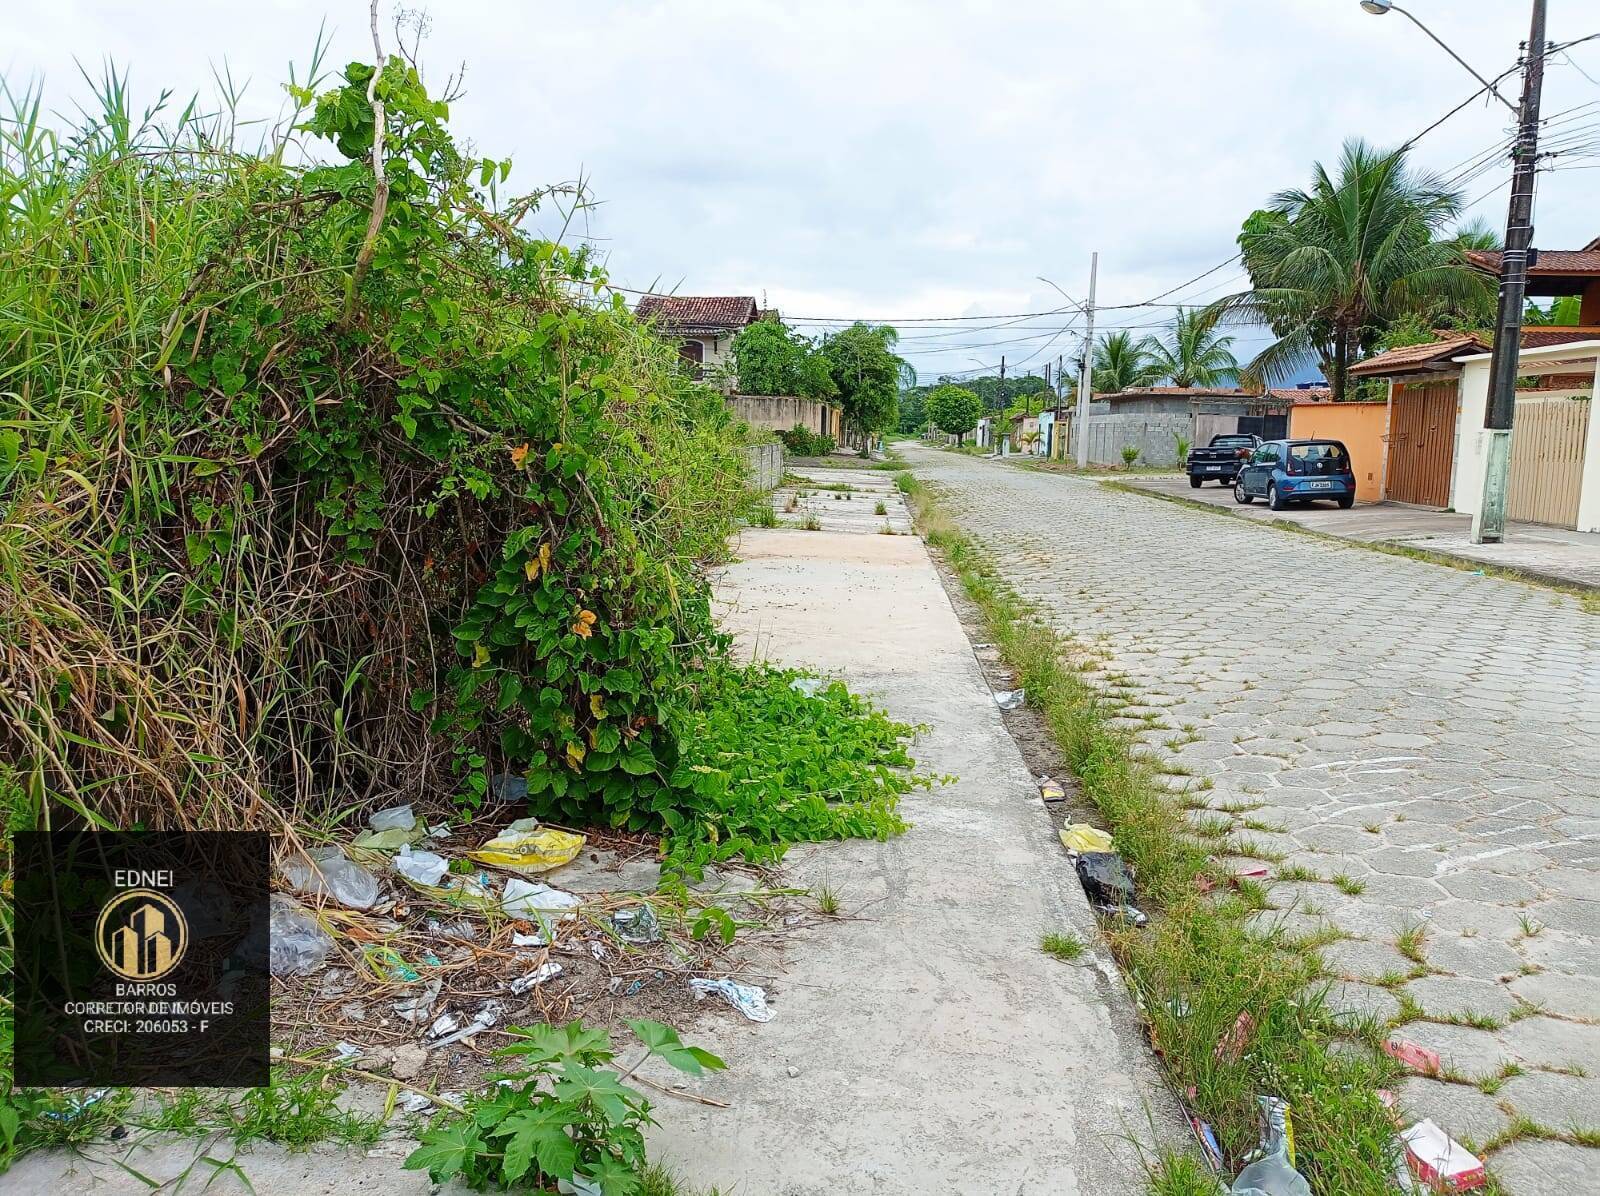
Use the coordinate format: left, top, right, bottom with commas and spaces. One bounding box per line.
94, 888, 188, 982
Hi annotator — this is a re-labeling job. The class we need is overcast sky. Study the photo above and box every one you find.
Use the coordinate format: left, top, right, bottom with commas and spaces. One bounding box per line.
7, 1, 1599, 382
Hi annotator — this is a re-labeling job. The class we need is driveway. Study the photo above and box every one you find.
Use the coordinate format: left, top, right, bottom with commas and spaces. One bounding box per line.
901, 443, 1600, 1192
1124, 474, 1600, 591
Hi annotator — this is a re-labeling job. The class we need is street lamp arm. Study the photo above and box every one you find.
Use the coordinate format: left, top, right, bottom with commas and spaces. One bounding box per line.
1386, 3, 1518, 113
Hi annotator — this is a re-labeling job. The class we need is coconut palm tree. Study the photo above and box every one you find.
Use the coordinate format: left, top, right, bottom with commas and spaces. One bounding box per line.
1208, 138, 1493, 400
1092, 331, 1160, 394
1146, 308, 1239, 387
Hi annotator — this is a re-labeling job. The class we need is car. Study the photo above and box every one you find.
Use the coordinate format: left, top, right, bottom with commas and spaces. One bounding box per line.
1234, 439, 1356, 510
1186, 433, 1259, 486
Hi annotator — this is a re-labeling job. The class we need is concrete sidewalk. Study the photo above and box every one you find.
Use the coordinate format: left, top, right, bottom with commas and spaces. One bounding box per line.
643, 499, 1179, 1192
1122, 474, 1600, 590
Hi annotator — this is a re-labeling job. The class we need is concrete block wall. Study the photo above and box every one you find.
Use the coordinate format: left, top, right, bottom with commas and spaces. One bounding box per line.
744, 441, 784, 491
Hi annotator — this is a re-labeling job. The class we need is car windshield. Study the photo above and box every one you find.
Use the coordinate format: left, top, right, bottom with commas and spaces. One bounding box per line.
1288, 443, 1348, 474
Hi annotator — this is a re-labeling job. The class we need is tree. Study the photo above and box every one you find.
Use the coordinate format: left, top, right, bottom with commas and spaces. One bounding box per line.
821, 322, 912, 454
897, 386, 926, 434
1526, 295, 1582, 326
925, 385, 982, 443
1146, 308, 1238, 387
1209, 138, 1494, 401
729, 320, 837, 399
1092, 331, 1160, 394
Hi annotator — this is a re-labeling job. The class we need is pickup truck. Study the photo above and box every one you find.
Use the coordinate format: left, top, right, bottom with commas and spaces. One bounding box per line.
1186, 433, 1260, 487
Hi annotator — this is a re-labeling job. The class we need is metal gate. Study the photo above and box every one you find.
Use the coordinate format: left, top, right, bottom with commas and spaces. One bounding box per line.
1385, 382, 1457, 507
1507, 396, 1590, 528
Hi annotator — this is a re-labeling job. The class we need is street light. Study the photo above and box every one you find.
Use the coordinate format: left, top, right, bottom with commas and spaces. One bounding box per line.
1361, 0, 1545, 545
1359, 1, 1516, 112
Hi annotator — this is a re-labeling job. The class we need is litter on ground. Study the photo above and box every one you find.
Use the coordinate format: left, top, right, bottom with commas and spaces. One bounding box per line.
690, 977, 775, 1022
1383, 1038, 1443, 1077
509, 961, 564, 993
468, 817, 585, 875
1399, 1119, 1485, 1191
1059, 823, 1114, 854
268, 895, 333, 976
282, 845, 380, 909
992, 688, 1025, 711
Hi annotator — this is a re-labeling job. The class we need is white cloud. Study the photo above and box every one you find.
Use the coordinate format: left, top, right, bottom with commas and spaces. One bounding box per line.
6, 0, 1596, 381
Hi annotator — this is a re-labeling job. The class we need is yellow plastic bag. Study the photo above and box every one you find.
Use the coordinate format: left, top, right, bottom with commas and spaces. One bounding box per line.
1059, 824, 1114, 854
469, 817, 584, 875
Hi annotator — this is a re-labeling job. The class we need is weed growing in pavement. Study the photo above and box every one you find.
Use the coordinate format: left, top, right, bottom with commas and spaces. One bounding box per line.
1395, 921, 1428, 964
748, 500, 780, 528
406, 1019, 721, 1191
801, 513, 823, 530
1276, 864, 1321, 883
815, 882, 842, 916
1333, 874, 1366, 896
874, 500, 887, 515
1041, 931, 1087, 962
899, 468, 1406, 1195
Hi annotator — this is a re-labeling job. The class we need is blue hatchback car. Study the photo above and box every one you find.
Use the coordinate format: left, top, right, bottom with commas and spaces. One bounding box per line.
1233, 439, 1356, 510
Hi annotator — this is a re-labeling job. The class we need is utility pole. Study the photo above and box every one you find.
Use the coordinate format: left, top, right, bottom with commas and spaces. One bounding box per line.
1473, 0, 1546, 544
998, 356, 1006, 452
1075, 252, 1098, 468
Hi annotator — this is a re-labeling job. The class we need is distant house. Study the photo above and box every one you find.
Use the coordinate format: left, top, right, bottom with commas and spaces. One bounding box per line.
633, 295, 760, 387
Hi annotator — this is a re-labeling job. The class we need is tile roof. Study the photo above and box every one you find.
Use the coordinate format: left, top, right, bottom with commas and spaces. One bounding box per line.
1350, 328, 1600, 377
634, 295, 759, 336
1466, 248, 1600, 276
1271, 388, 1332, 405
1519, 326, 1600, 348
1347, 334, 1491, 377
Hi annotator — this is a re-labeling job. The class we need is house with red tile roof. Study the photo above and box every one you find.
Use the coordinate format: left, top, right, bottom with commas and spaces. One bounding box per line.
634, 295, 760, 388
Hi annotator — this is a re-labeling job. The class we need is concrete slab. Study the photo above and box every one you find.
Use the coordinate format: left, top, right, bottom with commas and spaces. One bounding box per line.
1122, 475, 1600, 590
644, 524, 1180, 1193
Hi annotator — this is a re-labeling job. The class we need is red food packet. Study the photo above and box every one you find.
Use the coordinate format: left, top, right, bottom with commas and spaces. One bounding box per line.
1402, 1119, 1485, 1191
1383, 1038, 1442, 1076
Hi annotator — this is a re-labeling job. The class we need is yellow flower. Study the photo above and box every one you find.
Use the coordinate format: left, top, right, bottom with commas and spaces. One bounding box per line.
571, 608, 596, 639
472, 643, 490, 668
510, 442, 530, 468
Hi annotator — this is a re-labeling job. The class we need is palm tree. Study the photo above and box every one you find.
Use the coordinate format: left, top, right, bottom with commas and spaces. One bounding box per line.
1146, 308, 1239, 387
1208, 138, 1494, 401
1092, 331, 1160, 394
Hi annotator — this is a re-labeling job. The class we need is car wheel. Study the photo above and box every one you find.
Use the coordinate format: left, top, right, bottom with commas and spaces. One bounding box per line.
1233, 478, 1253, 504
1189, 475, 1203, 489
1337, 494, 1355, 509
1267, 482, 1287, 511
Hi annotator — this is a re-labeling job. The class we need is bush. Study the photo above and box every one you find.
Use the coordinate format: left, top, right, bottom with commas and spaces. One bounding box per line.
0, 56, 921, 865
1121, 445, 1141, 467
778, 424, 837, 457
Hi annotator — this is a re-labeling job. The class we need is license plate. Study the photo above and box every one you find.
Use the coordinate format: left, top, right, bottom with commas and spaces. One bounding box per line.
1309, 480, 1332, 490
1205, 465, 1222, 471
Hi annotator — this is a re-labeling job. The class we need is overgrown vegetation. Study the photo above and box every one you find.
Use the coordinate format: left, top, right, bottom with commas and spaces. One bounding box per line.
0, 49, 925, 862
778, 424, 836, 457
899, 470, 1406, 1195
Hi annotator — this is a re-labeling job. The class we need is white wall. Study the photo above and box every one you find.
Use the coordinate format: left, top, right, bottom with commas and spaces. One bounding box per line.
1452, 353, 1600, 533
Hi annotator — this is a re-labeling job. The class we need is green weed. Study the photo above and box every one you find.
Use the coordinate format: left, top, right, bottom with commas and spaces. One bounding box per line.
1041, 931, 1087, 962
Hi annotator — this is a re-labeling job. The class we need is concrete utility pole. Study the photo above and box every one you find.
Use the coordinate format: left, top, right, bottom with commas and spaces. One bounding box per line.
1075, 252, 1098, 468
1474, 0, 1547, 544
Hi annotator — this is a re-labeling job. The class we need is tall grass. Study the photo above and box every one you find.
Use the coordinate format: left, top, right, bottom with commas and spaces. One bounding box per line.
0, 55, 749, 836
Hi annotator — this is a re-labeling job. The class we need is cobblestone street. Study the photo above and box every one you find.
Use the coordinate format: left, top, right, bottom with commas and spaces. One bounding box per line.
903, 444, 1600, 1191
